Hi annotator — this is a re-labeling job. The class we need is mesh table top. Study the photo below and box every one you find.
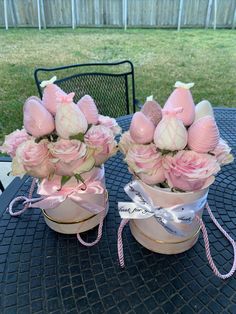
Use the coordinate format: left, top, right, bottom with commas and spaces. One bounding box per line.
0, 108, 236, 314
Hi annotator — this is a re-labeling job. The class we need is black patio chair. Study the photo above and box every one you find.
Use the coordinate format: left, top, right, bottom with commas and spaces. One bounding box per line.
0, 156, 12, 192
34, 60, 140, 118
0, 181, 4, 193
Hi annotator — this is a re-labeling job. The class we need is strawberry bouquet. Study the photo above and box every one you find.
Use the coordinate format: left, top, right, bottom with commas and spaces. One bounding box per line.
117, 82, 235, 278
1, 77, 121, 244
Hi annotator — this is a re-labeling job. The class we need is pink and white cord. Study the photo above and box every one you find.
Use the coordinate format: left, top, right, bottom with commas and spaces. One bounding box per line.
117, 203, 236, 279
117, 218, 130, 268
8, 178, 38, 216
196, 203, 236, 280
77, 209, 106, 247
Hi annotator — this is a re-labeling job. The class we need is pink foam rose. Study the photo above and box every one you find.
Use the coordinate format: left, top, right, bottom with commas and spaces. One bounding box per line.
163, 150, 220, 191
0, 129, 30, 157
49, 139, 95, 176
14, 140, 54, 178
98, 115, 122, 135
210, 138, 234, 165
84, 125, 117, 166
119, 131, 135, 155
125, 143, 165, 185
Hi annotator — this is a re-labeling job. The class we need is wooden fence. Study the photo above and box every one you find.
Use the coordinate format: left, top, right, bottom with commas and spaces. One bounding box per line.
1, 0, 236, 30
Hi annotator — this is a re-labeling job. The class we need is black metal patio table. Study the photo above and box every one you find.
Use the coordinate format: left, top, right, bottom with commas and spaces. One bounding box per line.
0, 108, 236, 314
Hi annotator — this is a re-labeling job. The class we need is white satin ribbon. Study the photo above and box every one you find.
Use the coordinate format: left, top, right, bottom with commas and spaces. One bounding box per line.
118, 181, 208, 237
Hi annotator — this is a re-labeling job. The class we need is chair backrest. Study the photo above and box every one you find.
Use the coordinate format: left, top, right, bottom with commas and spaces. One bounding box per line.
34, 60, 136, 118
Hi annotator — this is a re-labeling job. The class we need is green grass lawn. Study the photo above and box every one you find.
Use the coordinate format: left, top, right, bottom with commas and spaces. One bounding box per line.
0, 28, 236, 143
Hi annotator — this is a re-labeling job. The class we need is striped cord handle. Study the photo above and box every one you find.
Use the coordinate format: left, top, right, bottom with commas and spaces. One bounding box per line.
8, 178, 38, 216
76, 209, 106, 247
117, 218, 130, 268
196, 203, 236, 279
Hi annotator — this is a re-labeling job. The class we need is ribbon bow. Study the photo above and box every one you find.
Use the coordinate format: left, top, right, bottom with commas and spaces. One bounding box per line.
174, 81, 195, 89
118, 181, 208, 237
56, 92, 75, 104
27, 170, 106, 214
40, 76, 57, 88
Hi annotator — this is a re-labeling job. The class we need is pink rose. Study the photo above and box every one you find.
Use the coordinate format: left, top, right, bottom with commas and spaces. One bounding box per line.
98, 115, 122, 135
163, 150, 220, 191
125, 143, 165, 185
14, 140, 54, 178
119, 131, 135, 155
210, 138, 234, 165
49, 139, 95, 176
84, 125, 117, 166
0, 129, 30, 157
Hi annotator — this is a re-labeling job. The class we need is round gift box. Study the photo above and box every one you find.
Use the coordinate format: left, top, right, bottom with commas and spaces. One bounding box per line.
40, 165, 108, 235
129, 180, 212, 254
42, 191, 109, 234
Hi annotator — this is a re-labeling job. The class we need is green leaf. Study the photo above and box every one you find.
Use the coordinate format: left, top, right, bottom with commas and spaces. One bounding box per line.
74, 173, 87, 190
159, 181, 170, 188
172, 187, 186, 193
35, 132, 58, 143
87, 124, 92, 131
50, 132, 58, 142
74, 173, 85, 184
160, 149, 174, 155
35, 136, 46, 143
61, 175, 71, 187
69, 133, 84, 142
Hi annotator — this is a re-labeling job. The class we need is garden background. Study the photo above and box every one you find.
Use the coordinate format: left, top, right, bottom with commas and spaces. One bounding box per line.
0, 0, 236, 143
